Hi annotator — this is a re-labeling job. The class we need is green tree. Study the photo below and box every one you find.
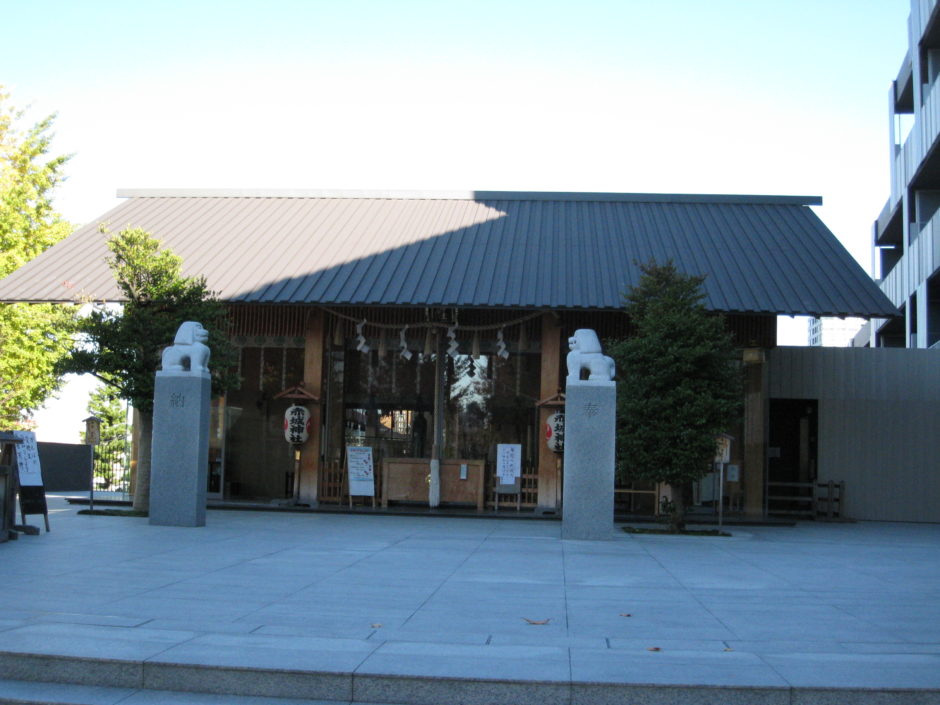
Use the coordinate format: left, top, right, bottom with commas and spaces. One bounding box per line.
82, 384, 129, 489
609, 261, 741, 532
60, 228, 237, 511
0, 86, 77, 427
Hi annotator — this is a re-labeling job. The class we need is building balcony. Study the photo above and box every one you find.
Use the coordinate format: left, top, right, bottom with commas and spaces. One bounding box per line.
890, 80, 940, 214
881, 208, 940, 308
875, 198, 903, 252
888, 3, 940, 210
915, 0, 940, 49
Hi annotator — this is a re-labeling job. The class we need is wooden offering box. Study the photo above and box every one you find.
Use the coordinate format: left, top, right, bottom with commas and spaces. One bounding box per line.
382, 459, 486, 511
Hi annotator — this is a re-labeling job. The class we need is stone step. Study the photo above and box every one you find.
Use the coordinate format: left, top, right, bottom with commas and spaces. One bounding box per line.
0, 649, 781, 705
3, 651, 940, 705
0, 677, 352, 705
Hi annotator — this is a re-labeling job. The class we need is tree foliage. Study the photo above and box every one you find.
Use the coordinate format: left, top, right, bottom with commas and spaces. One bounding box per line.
60, 227, 238, 412
609, 261, 741, 531
0, 87, 77, 427
59, 227, 238, 510
83, 384, 129, 489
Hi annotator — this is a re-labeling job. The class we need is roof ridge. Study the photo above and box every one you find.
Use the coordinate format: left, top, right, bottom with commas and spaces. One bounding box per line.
115, 188, 822, 206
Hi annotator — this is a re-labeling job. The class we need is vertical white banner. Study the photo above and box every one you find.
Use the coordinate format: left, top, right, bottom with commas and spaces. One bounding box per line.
496, 443, 521, 486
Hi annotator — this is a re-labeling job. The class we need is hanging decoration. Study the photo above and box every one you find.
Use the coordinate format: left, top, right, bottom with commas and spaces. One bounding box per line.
446, 325, 459, 359
399, 326, 413, 360
317, 307, 548, 371
321, 306, 541, 334
496, 328, 509, 359
355, 319, 370, 353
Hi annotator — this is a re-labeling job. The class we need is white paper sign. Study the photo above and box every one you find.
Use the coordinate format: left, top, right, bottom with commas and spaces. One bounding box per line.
13, 430, 43, 487
714, 435, 732, 464
496, 443, 521, 486
346, 445, 375, 497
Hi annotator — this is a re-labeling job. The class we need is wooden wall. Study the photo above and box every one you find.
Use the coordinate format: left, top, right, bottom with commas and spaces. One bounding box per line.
768, 347, 940, 522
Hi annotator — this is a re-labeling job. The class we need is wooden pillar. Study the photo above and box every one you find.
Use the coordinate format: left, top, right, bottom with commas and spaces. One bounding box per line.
429, 329, 443, 508
298, 309, 325, 505
537, 313, 563, 513
742, 348, 766, 516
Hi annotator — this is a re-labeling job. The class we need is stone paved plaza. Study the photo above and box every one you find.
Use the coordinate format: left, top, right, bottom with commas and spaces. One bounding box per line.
1, 496, 939, 704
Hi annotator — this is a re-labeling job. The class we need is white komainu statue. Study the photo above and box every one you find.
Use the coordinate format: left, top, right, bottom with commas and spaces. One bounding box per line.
566, 328, 615, 383
161, 321, 211, 374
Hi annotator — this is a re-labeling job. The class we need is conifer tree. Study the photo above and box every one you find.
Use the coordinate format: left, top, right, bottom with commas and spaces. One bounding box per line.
609, 261, 741, 531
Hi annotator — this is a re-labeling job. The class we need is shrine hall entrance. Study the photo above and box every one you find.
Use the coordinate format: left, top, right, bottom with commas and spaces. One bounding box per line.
767, 398, 818, 516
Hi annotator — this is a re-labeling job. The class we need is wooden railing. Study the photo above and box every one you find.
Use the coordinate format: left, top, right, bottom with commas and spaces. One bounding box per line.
489, 465, 539, 511
318, 460, 347, 504
814, 481, 846, 521
767, 481, 845, 520
319, 459, 541, 511
613, 482, 661, 516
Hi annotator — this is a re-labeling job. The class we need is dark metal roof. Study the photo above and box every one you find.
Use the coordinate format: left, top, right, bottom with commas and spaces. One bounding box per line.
0, 190, 898, 317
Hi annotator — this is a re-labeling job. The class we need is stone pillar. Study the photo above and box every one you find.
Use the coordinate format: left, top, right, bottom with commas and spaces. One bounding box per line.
537, 313, 562, 513
562, 329, 617, 540
298, 309, 325, 506
563, 382, 616, 539
150, 368, 212, 527
742, 348, 766, 517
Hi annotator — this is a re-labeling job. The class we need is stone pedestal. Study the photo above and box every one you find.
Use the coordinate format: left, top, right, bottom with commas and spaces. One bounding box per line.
562, 381, 616, 540
149, 371, 211, 527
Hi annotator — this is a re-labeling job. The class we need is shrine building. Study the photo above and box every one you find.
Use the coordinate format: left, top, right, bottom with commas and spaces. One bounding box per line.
0, 190, 904, 518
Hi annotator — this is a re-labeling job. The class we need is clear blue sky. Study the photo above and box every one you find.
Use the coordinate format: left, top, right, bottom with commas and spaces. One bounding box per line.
2, 0, 912, 439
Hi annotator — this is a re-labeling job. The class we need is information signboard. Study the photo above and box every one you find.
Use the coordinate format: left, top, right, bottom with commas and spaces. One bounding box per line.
714, 434, 733, 464
346, 445, 376, 497
496, 443, 522, 486
12, 431, 49, 531
13, 431, 43, 486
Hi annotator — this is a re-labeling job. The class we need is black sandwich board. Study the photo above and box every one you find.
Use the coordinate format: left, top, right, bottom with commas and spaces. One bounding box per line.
11, 431, 49, 533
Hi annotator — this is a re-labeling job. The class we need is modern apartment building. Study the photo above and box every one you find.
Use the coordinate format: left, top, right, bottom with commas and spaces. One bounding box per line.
872, 0, 940, 348
808, 317, 865, 347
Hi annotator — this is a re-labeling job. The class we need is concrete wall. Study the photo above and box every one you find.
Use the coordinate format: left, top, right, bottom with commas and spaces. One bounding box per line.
37, 442, 92, 492
768, 347, 940, 522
